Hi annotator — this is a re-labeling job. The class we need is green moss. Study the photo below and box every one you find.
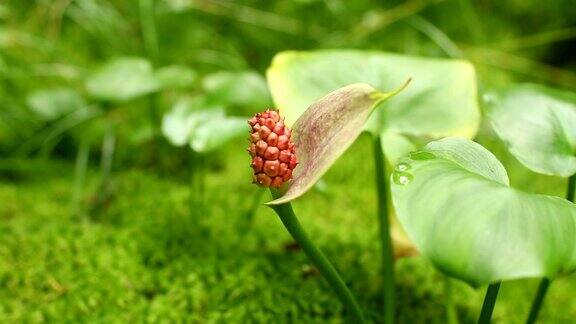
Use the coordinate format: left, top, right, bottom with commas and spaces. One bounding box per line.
0, 135, 574, 322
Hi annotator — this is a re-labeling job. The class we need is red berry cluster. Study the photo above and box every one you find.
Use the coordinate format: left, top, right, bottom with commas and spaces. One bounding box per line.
248, 109, 298, 188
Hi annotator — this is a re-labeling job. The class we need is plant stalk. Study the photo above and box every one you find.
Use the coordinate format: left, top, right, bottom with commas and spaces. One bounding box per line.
147, 94, 160, 136
139, 0, 160, 142
445, 277, 459, 324
478, 282, 501, 324
525, 278, 551, 324
269, 190, 365, 323
90, 125, 116, 215
189, 151, 199, 209
373, 135, 395, 324
189, 151, 207, 211
100, 126, 116, 185
567, 173, 575, 203
197, 153, 207, 202
71, 138, 90, 217
188, 152, 196, 211
457, 0, 485, 43
525, 173, 575, 323
139, 0, 160, 64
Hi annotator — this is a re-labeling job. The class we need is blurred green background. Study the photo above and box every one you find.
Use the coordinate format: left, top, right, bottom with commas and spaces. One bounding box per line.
1, 0, 575, 322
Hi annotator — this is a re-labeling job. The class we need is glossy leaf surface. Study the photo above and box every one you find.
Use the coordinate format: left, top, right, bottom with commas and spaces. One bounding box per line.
267, 50, 480, 163
485, 84, 576, 177
391, 137, 576, 286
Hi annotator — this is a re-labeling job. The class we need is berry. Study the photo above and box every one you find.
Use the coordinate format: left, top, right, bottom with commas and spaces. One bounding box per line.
248, 109, 298, 188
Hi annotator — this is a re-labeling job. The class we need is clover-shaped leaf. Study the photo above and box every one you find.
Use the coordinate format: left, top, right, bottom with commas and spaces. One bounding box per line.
267, 50, 480, 163
86, 57, 159, 102
190, 115, 246, 153
161, 96, 247, 153
485, 84, 576, 177
26, 87, 86, 121
202, 70, 272, 108
155, 65, 197, 89
86, 58, 197, 103
162, 96, 220, 147
391, 137, 576, 287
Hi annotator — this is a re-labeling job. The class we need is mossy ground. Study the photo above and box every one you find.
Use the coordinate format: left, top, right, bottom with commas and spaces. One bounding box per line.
0, 134, 574, 323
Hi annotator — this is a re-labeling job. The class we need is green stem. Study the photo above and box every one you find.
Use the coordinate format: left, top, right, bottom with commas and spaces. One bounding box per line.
147, 94, 160, 137
138, 0, 160, 64
457, 0, 485, 43
373, 136, 395, 324
71, 138, 90, 217
139, 0, 160, 140
525, 174, 574, 323
100, 126, 116, 184
269, 190, 365, 323
444, 278, 459, 324
567, 173, 575, 203
478, 282, 501, 324
525, 278, 551, 324
90, 125, 116, 215
196, 153, 206, 203
189, 151, 207, 211
189, 151, 199, 210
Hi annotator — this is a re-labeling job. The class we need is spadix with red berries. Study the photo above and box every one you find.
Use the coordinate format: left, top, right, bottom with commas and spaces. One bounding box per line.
249, 81, 409, 204
248, 109, 298, 188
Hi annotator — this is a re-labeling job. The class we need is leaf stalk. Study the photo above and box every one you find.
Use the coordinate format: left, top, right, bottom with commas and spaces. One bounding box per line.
525, 278, 551, 324
373, 135, 395, 324
478, 282, 501, 324
269, 190, 365, 323
525, 173, 575, 323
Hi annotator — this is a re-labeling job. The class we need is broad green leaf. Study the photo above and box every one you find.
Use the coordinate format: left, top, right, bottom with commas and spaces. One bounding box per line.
202, 71, 271, 107
267, 50, 480, 163
87, 59, 198, 102
161, 96, 247, 153
161, 96, 223, 147
391, 137, 576, 287
86, 57, 159, 102
26, 88, 86, 121
155, 65, 197, 89
190, 116, 246, 153
268, 82, 408, 205
485, 84, 576, 177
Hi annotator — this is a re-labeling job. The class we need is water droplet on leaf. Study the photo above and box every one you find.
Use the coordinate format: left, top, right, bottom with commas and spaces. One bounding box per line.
482, 93, 496, 104
392, 171, 413, 186
395, 162, 411, 172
